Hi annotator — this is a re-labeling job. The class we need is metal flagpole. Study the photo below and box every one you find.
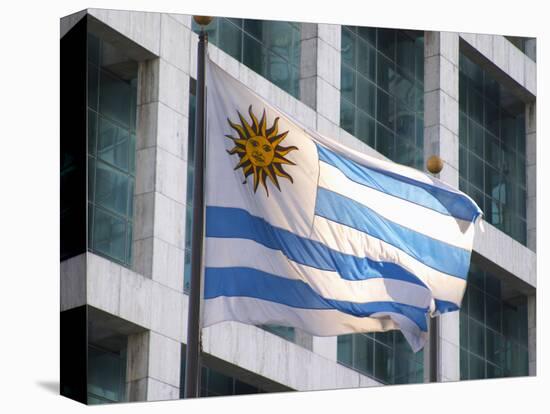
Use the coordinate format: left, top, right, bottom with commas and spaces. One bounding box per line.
184, 15, 213, 399
428, 317, 438, 382
426, 154, 443, 383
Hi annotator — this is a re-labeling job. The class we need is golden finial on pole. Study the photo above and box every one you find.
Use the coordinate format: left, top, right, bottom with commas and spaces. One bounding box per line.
426, 155, 444, 175
193, 15, 214, 27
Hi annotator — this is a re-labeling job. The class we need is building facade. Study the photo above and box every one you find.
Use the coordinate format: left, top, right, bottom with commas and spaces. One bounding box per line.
60, 9, 537, 404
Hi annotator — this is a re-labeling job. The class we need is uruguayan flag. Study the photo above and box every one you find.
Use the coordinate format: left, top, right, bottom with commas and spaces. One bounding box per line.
203, 59, 482, 351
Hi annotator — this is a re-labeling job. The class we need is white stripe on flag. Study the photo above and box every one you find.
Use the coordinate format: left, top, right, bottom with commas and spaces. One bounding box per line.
310, 216, 468, 307
203, 296, 401, 335
206, 237, 432, 308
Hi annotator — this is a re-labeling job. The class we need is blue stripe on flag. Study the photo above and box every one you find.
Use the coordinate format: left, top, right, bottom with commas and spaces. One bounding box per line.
206, 206, 427, 287
434, 299, 461, 313
205, 267, 428, 331
315, 188, 471, 279
317, 144, 481, 222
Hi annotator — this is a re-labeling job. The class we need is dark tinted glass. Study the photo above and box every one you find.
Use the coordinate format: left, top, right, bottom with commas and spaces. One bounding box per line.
197, 18, 301, 99
459, 53, 527, 244
87, 33, 137, 267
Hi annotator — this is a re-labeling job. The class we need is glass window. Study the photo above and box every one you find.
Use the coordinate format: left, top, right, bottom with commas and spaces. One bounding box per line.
99, 69, 132, 128
92, 207, 127, 264
486, 330, 504, 366
468, 318, 485, 357
357, 75, 376, 117
337, 335, 353, 366
486, 363, 503, 379
459, 53, 527, 245
129, 133, 136, 173
194, 18, 301, 99
394, 332, 423, 383
126, 223, 133, 265
469, 354, 485, 379
341, 28, 356, 67
88, 33, 100, 66
94, 160, 129, 216
415, 115, 423, 145
261, 325, 296, 341
180, 353, 264, 398
392, 67, 415, 109
242, 34, 265, 75
414, 36, 424, 82
98, 116, 130, 172
374, 342, 392, 383
87, 33, 137, 267
468, 286, 484, 321
218, 19, 242, 60
485, 133, 501, 169
484, 101, 499, 135
376, 124, 395, 160
377, 90, 395, 129
357, 39, 376, 81
208, 370, 233, 396
337, 330, 423, 385
357, 26, 376, 45
355, 110, 376, 148
377, 29, 396, 60
485, 294, 502, 332
354, 333, 374, 375
341, 65, 356, 103
460, 348, 469, 380
88, 109, 98, 156
468, 153, 484, 192
88, 157, 96, 203
396, 31, 415, 76
460, 265, 529, 380
395, 102, 415, 139
340, 98, 355, 134
235, 380, 259, 395
377, 52, 393, 93
88, 63, 99, 111
341, 26, 424, 169
87, 345, 126, 404
243, 19, 263, 39
468, 120, 484, 159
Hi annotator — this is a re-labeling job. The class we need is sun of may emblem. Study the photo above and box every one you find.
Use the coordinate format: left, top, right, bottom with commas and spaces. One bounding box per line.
225, 105, 298, 196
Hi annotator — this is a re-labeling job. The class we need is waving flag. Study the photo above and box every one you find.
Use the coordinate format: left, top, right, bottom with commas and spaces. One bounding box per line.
203, 59, 482, 351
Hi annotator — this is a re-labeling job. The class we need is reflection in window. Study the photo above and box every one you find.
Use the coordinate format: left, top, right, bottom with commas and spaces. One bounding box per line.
340, 26, 424, 170
505, 36, 536, 61
87, 33, 137, 267
179, 353, 266, 398
337, 330, 423, 384
458, 53, 527, 245
260, 325, 296, 342
192, 18, 301, 99
460, 263, 529, 379
87, 344, 127, 404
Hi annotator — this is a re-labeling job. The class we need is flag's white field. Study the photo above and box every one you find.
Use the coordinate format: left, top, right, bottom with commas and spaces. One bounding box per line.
203, 58, 482, 351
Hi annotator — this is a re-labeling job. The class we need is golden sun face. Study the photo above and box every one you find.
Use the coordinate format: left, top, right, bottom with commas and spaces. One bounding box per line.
226, 105, 298, 196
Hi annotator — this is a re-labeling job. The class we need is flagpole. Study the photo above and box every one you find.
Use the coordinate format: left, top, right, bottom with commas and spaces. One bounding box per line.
426, 154, 443, 383
184, 15, 213, 399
